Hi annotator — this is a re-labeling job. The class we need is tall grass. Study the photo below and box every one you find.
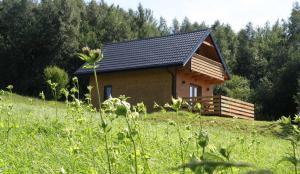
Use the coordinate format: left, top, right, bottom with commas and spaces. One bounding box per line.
0, 91, 294, 173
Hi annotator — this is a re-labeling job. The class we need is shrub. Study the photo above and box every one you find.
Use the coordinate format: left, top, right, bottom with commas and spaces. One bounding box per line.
214, 75, 251, 102
44, 66, 69, 92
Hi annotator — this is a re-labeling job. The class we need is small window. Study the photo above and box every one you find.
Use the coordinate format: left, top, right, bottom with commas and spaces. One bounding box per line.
104, 85, 112, 100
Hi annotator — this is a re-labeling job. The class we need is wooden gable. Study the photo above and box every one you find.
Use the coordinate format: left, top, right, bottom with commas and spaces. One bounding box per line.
188, 35, 229, 82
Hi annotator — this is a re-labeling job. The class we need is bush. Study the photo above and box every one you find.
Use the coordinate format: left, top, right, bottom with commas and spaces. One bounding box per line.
44, 66, 69, 93
214, 75, 251, 102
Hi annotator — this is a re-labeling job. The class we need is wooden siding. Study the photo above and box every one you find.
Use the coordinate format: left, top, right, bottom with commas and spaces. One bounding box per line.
183, 96, 254, 120
89, 68, 173, 111
191, 53, 225, 81
176, 69, 216, 97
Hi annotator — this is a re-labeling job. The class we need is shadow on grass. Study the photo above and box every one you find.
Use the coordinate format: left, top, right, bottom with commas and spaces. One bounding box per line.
257, 121, 295, 139
146, 111, 286, 137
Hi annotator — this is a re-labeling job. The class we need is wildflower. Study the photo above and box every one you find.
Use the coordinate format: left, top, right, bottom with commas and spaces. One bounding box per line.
72, 76, 78, 84
78, 47, 103, 66
153, 102, 160, 109
82, 46, 90, 55
39, 91, 45, 100
87, 85, 93, 92
6, 85, 13, 92
194, 103, 202, 111
197, 130, 209, 148
294, 114, 300, 124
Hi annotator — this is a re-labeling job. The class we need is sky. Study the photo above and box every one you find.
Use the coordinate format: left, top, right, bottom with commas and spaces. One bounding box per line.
101, 0, 297, 31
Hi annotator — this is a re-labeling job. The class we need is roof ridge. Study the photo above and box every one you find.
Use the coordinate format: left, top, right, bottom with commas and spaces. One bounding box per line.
104, 28, 211, 46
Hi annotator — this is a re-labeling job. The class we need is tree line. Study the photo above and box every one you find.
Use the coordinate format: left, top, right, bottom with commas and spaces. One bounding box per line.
0, 0, 299, 120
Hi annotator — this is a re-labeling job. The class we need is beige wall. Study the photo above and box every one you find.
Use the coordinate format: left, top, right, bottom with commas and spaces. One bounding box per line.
89, 68, 173, 110
89, 66, 225, 111
176, 69, 220, 97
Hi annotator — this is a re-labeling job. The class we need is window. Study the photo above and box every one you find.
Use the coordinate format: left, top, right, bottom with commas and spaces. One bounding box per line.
104, 85, 112, 100
189, 84, 202, 97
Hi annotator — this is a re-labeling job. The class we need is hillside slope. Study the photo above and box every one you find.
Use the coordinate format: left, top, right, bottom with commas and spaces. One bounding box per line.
0, 92, 292, 173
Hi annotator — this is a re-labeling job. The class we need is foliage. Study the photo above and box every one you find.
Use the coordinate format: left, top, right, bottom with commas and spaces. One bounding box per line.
44, 66, 69, 95
278, 115, 300, 174
214, 75, 251, 102
295, 79, 300, 113
1, 0, 300, 120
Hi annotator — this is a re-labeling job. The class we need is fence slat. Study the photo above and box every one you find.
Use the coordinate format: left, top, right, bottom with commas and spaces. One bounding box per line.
182, 95, 254, 120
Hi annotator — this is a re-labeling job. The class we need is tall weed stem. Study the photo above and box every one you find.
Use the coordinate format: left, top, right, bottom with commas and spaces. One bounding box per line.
93, 65, 112, 174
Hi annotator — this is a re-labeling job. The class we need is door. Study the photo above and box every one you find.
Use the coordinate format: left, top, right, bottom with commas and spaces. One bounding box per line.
189, 84, 202, 104
189, 84, 201, 97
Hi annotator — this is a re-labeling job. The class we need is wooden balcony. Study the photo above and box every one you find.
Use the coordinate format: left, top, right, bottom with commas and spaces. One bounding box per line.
191, 53, 226, 81
182, 96, 255, 120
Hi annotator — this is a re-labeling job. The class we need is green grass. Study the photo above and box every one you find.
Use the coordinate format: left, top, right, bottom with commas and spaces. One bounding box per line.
0, 93, 294, 173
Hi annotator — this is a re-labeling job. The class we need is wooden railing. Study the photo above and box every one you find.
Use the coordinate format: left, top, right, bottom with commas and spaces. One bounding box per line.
191, 53, 225, 81
182, 96, 254, 120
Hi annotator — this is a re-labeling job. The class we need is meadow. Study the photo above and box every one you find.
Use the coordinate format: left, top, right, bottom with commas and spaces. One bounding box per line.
0, 91, 295, 173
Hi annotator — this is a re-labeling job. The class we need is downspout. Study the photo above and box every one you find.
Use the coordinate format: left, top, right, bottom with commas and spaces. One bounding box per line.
167, 67, 177, 98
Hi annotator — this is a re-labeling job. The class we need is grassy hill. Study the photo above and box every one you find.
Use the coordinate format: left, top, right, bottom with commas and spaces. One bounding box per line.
0, 92, 293, 173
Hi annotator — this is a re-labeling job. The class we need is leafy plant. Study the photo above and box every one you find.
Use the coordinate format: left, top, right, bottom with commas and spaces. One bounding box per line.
164, 97, 187, 173
77, 47, 113, 174
72, 77, 80, 100
60, 88, 69, 104
6, 85, 13, 93
194, 102, 202, 115
47, 80, 59, 119
153, 102, 166, 113
278, 115, 300, 174
44, 66, 69, 98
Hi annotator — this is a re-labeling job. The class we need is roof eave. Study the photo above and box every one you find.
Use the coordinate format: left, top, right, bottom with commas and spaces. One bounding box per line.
182, 29, 211, 66
209, 33, 232, 80
181, 30, 231, 80
74, 62, 184, 76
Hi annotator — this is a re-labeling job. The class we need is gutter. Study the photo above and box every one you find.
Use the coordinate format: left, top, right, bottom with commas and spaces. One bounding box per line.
166, 67, 178, 98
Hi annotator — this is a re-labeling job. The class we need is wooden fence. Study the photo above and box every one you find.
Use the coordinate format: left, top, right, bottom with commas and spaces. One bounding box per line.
182, 96, 254, 120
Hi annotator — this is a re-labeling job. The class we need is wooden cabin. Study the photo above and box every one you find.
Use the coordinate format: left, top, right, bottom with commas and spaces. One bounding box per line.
75, 29, 254, 119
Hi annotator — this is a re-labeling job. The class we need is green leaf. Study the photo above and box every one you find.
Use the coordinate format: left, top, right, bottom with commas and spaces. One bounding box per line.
194, 103, 202, 111
115, 105, 128, 116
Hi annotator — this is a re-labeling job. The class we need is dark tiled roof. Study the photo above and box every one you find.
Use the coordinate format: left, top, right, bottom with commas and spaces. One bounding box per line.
75, 29, 224, 75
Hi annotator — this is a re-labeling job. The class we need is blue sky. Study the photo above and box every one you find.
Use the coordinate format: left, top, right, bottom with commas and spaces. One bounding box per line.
98, 0, 297, 31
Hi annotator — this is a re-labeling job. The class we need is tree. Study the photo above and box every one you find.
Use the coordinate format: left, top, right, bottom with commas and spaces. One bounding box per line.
214, 75, 251, 102
234, 23, 256, 83
172, 18, 180, 34
288, 2, 300, 44
130, 3, 160, 39
295, 79, 300, 112
251, 21, 288, 120
99, 4, 134, 43
158, 17, 170, 36
211, 21, 237, 71
180, 17, 192, 32
0, 0, 39, 94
